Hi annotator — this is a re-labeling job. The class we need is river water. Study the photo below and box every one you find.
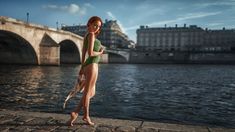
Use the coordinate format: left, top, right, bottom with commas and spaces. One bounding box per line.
0, 64, 235, 128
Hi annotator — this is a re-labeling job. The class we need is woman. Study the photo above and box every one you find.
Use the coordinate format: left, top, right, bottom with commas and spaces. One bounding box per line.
68, 16, 104, 126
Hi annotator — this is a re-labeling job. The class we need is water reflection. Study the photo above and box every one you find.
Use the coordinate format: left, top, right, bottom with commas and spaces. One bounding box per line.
0, 64, 235, 128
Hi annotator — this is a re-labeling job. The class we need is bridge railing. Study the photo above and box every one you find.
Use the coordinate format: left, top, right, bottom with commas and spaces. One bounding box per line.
0, 16, 83, 40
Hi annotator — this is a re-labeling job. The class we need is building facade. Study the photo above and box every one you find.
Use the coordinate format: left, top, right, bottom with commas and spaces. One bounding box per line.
202, 28, 235, 52
136, 24, 235, 52
61, 19, 134, 49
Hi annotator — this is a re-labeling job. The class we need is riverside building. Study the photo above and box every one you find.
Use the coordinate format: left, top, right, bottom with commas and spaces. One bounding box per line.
62, 19, 134, 49
136, 24, 235, 52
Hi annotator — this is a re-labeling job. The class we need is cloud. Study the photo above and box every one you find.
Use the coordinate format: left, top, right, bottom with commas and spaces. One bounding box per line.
125, 25, 139, 31
106, 11, 126, 33
125, 11, 222, 31
107, 12, 116, 19
44, 5, 58, 9
196, 1, 235, 7
68, 4, 80, 14
42, 3, 91, 15
206, 23, 223, 27
84, 3, 95, 8
174, 12, 222, 22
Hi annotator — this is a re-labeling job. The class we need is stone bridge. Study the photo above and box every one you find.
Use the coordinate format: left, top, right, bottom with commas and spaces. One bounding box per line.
105, 48, 130, 63
0, 16, 84, 65
0, 16, 130, 65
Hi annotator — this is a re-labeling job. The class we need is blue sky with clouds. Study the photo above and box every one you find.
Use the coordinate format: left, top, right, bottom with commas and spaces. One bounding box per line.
0, 0, 235, 42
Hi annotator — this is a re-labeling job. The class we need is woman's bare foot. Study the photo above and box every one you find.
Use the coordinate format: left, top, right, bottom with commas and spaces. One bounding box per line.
82, 116, 94, 126
67, 112, 78, 126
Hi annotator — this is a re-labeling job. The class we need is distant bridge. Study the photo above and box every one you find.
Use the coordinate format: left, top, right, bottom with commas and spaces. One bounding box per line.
0, 16, 130, 65
105, 48, 130, 63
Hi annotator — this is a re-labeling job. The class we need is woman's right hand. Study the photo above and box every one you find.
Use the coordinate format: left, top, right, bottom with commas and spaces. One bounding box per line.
99, 47, 104, 55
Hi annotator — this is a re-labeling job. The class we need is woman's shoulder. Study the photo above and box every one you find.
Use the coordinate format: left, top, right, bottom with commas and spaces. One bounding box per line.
85, 32, 95, 38
84, 32, 95, 43
84, 32, 93, 39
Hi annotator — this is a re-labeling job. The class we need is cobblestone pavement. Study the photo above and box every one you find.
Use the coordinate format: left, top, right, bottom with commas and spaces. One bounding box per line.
0, 109, 234, 132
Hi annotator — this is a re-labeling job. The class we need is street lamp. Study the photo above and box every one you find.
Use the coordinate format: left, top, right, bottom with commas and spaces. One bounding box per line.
26, 12, 29, 23
56, 21, 59, 30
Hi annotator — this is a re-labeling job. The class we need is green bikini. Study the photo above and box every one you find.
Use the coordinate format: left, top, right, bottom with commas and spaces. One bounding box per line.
82, 33, 101, 68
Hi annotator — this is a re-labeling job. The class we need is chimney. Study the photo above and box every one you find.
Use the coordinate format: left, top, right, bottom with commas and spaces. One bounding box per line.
165, 24, 167, 28
184, 24, 186, 28
140, 25, 145, 29
175, 24, 178, 28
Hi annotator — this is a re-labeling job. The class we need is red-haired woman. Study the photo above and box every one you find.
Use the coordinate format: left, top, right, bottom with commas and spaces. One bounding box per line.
68, 16, 104, 126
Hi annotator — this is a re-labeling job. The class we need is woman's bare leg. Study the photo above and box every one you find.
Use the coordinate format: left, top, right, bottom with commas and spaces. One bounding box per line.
68, 88, 87, 126
82, 64, 98, 125
68, 73, 87, 126
82, 85, 96, 121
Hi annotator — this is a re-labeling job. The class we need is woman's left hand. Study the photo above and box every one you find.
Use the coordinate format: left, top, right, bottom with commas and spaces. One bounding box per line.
79, 67, 84, 75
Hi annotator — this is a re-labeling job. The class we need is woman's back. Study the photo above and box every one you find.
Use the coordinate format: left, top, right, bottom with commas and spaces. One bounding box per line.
82, 33, 101, 67
84, 33, 101, 52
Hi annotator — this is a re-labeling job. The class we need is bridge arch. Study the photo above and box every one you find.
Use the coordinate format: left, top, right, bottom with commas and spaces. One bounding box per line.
59, 39, 81, 64
0, 16, 84, 65
108, 52, 128, 63
0, 30, 38, 64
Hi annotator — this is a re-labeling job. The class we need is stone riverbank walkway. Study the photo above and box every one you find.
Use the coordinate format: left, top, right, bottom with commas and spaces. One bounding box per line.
0, 109, 234, 132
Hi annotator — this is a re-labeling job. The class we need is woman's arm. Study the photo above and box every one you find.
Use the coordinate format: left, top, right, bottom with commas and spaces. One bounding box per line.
79, 34, 88, 75
88, 32, 103, 57
81, 39, 86, 65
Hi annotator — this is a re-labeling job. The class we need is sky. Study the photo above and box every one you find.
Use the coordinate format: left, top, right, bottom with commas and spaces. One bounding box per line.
0, 0, 235, 42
